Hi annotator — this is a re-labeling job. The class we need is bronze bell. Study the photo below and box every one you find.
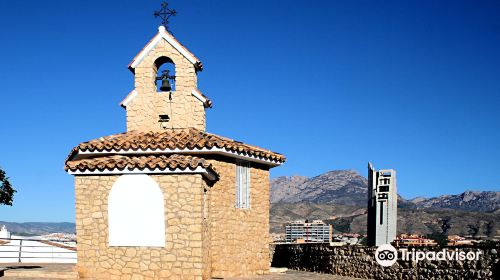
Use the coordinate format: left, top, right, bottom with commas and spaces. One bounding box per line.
159, 77, 172, 92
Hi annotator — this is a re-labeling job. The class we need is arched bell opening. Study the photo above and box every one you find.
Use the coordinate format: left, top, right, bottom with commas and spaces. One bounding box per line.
154, 56, 176, 92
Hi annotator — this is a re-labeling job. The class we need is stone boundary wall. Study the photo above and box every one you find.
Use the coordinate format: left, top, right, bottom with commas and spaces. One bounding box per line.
270, 244, 500, 280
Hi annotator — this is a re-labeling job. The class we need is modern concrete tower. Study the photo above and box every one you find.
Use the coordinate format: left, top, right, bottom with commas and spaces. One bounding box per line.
367, 163, 397, 246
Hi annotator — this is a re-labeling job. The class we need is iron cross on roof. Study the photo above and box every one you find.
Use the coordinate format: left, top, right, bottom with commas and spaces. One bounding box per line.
154, 1, 177, 31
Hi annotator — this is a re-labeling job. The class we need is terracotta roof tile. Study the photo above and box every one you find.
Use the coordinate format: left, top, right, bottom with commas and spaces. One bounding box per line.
65, 154, 218, 177
66, 128, 285, 164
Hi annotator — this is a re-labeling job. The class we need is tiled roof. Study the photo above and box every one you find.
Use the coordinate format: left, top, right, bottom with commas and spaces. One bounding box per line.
65, 154, 217, 176
66, 128, 286, 164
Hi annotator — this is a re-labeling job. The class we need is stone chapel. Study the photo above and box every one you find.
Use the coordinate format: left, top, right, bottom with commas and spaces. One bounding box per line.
64, 25, 285, 279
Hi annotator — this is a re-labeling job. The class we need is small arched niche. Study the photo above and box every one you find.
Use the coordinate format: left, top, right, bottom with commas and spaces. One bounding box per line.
154, 56, 176, 92
108, 174, 165, 247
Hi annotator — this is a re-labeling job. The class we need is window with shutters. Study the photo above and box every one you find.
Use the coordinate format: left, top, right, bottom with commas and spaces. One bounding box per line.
235, 161, 251, 209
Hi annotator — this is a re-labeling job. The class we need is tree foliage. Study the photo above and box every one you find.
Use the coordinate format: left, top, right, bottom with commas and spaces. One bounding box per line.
0, 167, 16, 206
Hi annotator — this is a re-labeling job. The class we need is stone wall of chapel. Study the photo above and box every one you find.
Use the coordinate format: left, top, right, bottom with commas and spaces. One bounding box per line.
74, 174, 208, 280
207, 160, 271, 278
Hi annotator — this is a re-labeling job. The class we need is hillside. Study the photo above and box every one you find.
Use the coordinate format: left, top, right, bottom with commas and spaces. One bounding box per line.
270, 203, 500, 237
271, 170, 500, 212
414, 191, 500, 212
0, 221, 75, 236
2, 170, 498, 238
270, 170, 500, 237
271, 170, 367, 205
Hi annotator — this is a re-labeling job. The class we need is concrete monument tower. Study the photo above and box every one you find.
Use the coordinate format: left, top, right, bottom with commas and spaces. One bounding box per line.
367, 163, 397, 246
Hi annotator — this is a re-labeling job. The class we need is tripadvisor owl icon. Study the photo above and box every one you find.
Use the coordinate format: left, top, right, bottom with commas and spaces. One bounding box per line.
375, 244, 398, 267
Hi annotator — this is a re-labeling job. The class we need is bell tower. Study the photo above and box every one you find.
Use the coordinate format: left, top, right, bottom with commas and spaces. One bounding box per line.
121, 26, 211, 132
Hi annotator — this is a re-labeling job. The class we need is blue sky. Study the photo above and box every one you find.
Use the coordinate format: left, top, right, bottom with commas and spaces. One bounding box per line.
0, 0, 499, 222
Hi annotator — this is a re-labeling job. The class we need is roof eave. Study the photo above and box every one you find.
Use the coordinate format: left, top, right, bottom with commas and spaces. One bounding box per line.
71, 147, 284, 167
128, 26, 203, 73
67, 165, 218, 182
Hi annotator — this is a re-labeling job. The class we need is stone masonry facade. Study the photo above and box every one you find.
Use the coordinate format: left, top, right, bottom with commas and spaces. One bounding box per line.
74, 162, 272, 279
208, 159, 271, 278
74, 174, 209, 280
126, 39, 205, 132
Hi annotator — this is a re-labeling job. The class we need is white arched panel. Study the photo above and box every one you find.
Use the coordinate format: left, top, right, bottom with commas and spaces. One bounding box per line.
108, 174, 165, 247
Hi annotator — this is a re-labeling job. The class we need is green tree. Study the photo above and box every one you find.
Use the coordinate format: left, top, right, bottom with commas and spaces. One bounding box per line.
0, 167, 16, 206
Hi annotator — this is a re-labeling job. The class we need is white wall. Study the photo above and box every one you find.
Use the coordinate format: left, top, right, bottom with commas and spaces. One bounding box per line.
0, 239, 76, 263
108, 174, 165, 247
0, 229, 10, 239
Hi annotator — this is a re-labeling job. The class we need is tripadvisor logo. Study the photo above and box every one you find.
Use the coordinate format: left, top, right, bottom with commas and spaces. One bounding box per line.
375, 244, 398, 267
375, 244, 483, 267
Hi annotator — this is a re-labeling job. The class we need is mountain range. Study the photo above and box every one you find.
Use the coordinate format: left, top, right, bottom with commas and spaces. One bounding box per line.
1, 170, 498, 237
270, 170, 500, 237
271, 170, 500, 211
0, 221, 75, 236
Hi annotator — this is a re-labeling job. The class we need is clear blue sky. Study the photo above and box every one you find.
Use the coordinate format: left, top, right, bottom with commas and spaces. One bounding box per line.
0, 0, 499, 222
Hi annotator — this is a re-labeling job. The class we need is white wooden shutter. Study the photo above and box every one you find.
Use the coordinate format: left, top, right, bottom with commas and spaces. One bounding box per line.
236, 164, 242, 208
236, 161, 251, 209
245, 162, 250, 208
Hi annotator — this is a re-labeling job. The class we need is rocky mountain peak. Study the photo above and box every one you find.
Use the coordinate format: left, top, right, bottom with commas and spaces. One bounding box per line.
270, 170, 367, 205
270, 169, 500, 237
271, 170, 500, 212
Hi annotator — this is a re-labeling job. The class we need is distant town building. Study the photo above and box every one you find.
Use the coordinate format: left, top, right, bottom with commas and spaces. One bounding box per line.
270, 233, 286, 243
367, 163, 397, 246
447, 235, 473, 246
394, 234, 437, 247
332, 233, 362, 245
285, 220, 332, 243
0, 225, 11, 239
